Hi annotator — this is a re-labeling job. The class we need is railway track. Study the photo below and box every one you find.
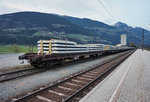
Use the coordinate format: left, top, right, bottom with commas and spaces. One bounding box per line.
0, 56, 104, 83
12, 50, 135, 102
0, 51, 124, 83
0, 68, 45, 83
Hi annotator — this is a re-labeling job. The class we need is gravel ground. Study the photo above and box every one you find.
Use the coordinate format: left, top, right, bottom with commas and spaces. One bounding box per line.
0, 52, 126, 102
0, 53, 28, 69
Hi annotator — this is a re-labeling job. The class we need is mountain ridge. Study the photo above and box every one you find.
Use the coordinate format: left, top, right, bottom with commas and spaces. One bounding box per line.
0, 11, 149, 46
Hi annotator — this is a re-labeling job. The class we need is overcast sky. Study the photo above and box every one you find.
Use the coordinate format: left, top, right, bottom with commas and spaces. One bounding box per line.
0, 0, 150, 30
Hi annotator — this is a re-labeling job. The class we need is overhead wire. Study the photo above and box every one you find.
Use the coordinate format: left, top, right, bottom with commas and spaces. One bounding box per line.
97, 0, 118, 23
106, 0, 120, 21
97, 0, 114, 18
106, 0, 114, 11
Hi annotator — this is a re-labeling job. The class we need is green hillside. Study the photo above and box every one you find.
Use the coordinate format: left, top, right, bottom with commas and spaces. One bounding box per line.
0, 11, 150, 46
0, 45, 37, 54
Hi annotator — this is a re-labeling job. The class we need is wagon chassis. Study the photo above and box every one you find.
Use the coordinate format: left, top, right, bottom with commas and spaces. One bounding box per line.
19, 49, 130, 68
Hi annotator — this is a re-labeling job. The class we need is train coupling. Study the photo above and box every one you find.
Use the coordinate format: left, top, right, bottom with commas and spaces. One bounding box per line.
18, 55, 27, 64
18, 55, 27, 60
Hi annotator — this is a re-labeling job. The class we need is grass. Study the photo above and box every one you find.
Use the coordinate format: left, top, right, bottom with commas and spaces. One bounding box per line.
0, 45, 37, 54
68, 34, 93, 43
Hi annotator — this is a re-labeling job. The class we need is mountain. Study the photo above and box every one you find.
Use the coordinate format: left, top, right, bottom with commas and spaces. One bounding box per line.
64, 17, 150, 46
63, 16, 113, 29
114, 22, 150, 46
115, 22, 130, 29
0, 11, 150, 46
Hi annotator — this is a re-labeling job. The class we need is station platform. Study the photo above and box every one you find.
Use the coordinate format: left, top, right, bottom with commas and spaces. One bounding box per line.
80, 49, 150, 102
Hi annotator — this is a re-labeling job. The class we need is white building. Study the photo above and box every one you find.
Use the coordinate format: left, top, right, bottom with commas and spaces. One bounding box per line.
121, 34, 127, 46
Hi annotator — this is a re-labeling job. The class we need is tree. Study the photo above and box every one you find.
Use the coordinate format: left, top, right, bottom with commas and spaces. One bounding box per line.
129, 42, 136, 47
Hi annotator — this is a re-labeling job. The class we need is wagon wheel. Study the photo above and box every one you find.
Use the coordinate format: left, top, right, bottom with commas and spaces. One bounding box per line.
30, 62, 44, 68
45, 61, 54, 68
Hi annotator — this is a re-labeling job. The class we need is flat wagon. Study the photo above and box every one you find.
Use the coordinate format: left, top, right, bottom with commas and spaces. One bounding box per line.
19, 39, 133, 68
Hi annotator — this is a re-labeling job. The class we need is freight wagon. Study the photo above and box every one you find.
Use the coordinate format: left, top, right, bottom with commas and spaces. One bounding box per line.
19, 39, 133, 68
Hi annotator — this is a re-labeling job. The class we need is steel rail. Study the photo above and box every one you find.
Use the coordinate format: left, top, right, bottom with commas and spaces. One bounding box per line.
63, 51, 133, 101
0, 68, 45, 83
0, 67, 35, 76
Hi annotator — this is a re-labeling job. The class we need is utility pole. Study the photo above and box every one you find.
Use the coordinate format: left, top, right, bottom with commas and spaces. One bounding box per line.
29, 44, 30, 53
140, 29, 144, 51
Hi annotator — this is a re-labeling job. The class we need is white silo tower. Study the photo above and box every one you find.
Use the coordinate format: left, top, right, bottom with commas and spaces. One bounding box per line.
121, 34, 127, 46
